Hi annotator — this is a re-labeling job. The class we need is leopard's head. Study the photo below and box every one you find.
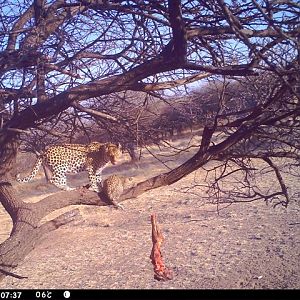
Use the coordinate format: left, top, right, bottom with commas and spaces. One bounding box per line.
105, 143, 122, 164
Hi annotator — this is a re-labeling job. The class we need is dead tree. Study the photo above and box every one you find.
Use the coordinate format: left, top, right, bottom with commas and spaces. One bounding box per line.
0, 0, 299, 281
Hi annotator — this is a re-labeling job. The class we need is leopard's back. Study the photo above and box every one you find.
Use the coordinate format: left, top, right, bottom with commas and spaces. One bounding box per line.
102, 174, 132, 201
43, 144, 89, 173
43, 141, 119, 172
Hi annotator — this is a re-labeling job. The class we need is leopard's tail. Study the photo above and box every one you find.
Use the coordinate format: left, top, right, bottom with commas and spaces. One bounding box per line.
16, 157, 43, 183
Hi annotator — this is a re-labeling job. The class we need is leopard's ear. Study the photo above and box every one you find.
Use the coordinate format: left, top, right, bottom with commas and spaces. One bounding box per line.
117, 142, 122, 150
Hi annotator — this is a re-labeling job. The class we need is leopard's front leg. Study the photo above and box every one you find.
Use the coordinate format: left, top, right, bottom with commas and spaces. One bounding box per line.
95, 166, 105, 183
87, 165, 100, 192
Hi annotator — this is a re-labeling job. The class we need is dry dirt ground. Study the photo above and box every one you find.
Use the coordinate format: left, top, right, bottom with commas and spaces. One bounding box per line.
0, 136, 300, 289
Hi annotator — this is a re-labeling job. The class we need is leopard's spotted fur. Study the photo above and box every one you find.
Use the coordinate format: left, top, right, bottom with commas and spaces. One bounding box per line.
102, 174, 133, 209
16, 142, 122, 192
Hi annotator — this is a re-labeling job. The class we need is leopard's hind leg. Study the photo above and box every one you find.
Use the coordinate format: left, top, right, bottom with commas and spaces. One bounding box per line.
49, 169, 75, 191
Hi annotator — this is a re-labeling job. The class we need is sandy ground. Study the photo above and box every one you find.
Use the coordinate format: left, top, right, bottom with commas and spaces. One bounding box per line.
0, 137, 299, 289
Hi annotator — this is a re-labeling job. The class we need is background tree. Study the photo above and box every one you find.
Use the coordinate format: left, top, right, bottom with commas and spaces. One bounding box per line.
0, 0, 299, 280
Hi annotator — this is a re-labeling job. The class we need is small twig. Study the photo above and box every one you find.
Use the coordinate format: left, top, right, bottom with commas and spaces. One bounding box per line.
0, 268, 28, 279
1, 128, 31, 134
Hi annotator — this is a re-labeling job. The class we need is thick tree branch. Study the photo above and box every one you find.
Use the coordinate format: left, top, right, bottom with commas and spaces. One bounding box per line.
186, 27, 300, 39
168, 0, 187, 62
184, 62, 258, 76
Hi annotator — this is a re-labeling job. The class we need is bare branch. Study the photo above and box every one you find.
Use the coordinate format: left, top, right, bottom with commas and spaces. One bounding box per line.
132, 73, 211, 91
71, 102, 118, 122
262, 157, 290, 207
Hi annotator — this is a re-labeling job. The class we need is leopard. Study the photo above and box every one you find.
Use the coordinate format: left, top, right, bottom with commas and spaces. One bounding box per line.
102, 174, 133, 209
16, 142, 122, 192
